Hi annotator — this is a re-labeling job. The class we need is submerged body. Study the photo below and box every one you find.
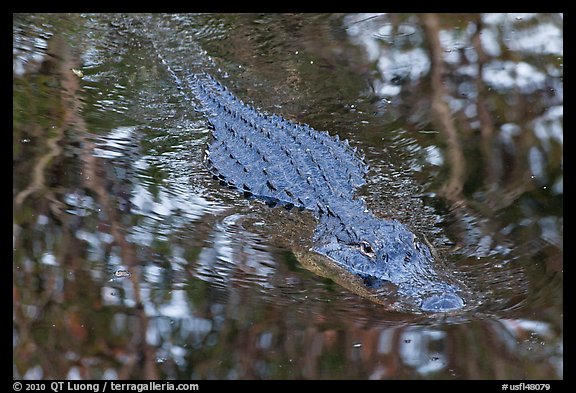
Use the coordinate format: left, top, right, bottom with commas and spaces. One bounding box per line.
183, 72, 464, 313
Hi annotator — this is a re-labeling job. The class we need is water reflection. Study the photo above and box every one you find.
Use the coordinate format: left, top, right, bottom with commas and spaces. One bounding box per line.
13, 13, 561, 379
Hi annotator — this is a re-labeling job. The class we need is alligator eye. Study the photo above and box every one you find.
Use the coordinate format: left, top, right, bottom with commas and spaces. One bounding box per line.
360, 241, 376, 257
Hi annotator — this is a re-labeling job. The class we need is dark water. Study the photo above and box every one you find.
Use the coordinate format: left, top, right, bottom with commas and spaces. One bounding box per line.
13, 13, 562, 379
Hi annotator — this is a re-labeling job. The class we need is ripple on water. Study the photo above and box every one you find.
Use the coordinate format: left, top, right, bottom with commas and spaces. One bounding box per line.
195, 213, 278, 290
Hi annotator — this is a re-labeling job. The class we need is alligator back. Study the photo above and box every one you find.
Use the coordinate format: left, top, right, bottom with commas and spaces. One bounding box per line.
189, 74, 367, 212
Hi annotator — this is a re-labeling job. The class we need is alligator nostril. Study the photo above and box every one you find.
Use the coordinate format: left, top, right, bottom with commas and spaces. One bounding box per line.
421, 293, 464, 312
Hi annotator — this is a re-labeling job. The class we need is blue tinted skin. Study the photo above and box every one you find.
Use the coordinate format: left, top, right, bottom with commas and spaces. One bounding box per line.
313, 211, 465, 313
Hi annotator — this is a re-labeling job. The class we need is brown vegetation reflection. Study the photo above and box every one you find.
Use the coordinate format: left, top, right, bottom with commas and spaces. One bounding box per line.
420, 13, 558, 257
14, 13, 562, 380
14, 30, 158, 379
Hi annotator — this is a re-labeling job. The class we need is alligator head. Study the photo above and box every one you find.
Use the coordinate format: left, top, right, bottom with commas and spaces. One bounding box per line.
312, 210, 465, 313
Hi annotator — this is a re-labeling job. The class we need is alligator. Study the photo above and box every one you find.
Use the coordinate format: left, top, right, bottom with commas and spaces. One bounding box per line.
165, 65, 466, 313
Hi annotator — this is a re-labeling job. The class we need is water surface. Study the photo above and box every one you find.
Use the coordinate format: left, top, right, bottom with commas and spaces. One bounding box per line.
13, 13, 562, 379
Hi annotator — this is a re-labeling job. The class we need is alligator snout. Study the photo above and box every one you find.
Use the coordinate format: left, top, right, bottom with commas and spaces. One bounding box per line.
421, 292, 465, 312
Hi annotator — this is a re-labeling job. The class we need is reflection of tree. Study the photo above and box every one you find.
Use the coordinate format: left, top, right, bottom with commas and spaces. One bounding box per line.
420, 13, 505, 256
422, 13, 466, 203
418, 14, 562, 259
13, 28, 158, 379
154, 294, 561, 379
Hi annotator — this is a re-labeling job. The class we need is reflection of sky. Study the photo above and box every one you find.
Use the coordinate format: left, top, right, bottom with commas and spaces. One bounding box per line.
344, 14, 429, 98
398, 328, 446, 375
346, 13, 562, 96
346, 13, 563, 189
196, 214, 278, 289
483, 14, 563, 56
505, 23, 563, 55
367, 318, 561, 378
93, 125, 221, 241
13, 24, 49, 77
499, 319, 563, 379
375, 48, 429, 96
483, 61, 546, 93
92, 126, 137, 159
130, 181, 213, 237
